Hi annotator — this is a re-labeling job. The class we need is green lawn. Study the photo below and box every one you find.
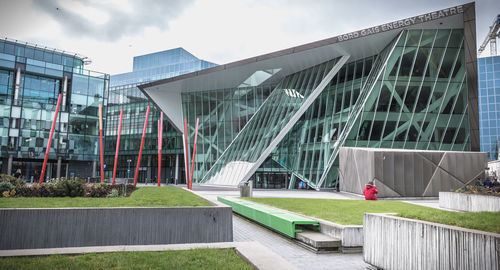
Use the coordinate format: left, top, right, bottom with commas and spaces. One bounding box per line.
0, 248, 252, 270
0, 187, 212, 208
244, 198, 500, 233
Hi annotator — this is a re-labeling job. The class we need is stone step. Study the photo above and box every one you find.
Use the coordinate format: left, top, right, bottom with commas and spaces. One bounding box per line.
295, 230, 341, 252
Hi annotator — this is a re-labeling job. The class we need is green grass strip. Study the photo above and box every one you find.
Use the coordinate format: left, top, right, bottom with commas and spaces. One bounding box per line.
0, 187, 212, 208
244, 198, 500, 233
0, 248, 252, 270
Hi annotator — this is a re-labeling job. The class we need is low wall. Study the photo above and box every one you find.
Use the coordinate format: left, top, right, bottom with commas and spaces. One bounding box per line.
439, 192, 500, 212
364, 213, 500, 270
0, 207, 233, 250
316, 220, 363, 248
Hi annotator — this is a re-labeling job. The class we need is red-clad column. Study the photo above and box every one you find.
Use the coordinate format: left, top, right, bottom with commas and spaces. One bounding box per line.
112, 109, 123, 185
189, 118, 199, 190
183, 118, 190, 188
98, 104, 105, 183
39, 94, 62, 184
157, 112, 163, 187
133, 106, 150, 186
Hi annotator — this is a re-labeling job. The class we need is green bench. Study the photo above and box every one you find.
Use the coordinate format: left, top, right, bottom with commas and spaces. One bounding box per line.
218, 196, 319, 238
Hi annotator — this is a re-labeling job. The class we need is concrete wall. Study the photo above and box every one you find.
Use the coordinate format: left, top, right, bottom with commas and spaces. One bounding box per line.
364, 213, 500, 270
0, 207, 232, 250
316, 220, 363, 248
439, 192, 500, 212
339, 147, 487, 197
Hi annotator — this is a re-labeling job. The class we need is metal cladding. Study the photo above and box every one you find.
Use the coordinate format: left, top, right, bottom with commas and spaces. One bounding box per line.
140, 3, 479, 190
339, 147, 487, 197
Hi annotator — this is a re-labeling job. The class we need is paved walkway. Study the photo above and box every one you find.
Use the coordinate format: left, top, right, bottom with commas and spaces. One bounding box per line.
192, 188, 369, 270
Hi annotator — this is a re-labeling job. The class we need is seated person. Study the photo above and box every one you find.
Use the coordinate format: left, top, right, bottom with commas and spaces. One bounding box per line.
363, 181, 378, 200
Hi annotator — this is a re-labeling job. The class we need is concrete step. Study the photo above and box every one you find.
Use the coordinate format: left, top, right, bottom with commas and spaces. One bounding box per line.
295, 231, 341, 253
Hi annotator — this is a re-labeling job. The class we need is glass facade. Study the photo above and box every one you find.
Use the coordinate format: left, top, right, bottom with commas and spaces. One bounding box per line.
478, 55, 500, 160
104, 48, 217, 183
181, 28, 472, 189
0, 38, 109, 181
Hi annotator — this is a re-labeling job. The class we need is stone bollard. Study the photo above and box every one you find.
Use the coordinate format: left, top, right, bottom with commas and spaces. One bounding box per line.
240, 180, 253, 197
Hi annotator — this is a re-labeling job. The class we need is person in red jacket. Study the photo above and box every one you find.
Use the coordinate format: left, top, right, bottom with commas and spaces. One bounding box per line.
363, 181, 378, 200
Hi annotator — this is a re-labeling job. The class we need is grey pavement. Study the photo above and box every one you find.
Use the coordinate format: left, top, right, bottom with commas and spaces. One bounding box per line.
192, 187, 369, 270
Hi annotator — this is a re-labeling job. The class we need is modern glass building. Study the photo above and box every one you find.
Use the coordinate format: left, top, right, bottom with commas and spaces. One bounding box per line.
478, 55, 500, 160
140, 4, 479, 190
0, 38, 109, 181
104, 48, 216, 183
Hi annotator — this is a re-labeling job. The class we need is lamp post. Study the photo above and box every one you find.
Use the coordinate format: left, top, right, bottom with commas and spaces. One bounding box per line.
127, 159, 132, 184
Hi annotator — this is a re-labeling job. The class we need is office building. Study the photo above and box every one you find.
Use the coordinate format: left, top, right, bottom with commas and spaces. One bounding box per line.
478, 55, 500, 160
0, 38, 109, 181
104, 48, 217, 183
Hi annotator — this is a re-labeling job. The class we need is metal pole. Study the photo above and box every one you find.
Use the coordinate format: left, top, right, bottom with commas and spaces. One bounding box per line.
183, 118, 190, 188
39, 94, 62, 184
112, 109, 123, 185
157, 112, 163, 187
189, 118, 199, 190
134, 106, 150, 186
98, 104, 105, 183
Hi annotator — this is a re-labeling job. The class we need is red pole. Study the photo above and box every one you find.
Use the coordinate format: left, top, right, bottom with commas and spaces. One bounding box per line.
112, 109, 123, 185
39, 93, 62, 184
157, 112, 163, 187
189, 118, 199, 190
183, 118, 190, 188
98, 104, 105, 183
134, 106, 150, 186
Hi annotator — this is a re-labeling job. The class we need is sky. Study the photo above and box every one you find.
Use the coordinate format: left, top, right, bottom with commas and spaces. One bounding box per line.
0, 0, 499, 75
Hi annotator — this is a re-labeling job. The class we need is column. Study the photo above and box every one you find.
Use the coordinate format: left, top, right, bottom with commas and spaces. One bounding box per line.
92, 161, 97, 178
14, 68, 20, 105
7, 155, 13, 175
61, 76, 68, 111
175, 154, 179, 185
56, 157, 62, 179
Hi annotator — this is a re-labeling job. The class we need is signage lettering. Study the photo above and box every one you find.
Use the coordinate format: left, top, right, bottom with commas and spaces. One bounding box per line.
337, 5, 463, 42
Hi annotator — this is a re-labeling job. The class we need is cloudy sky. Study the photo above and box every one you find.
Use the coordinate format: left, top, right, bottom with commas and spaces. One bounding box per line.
0, 0, 499, 75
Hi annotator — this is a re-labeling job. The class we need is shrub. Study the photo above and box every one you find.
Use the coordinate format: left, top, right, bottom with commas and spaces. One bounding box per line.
87, 184, 111, 197
0, 181, 15, 194
0, 174, 26, 187
2, 191, 9, 197
51, 178, 87, 197
107, 188, 119, 198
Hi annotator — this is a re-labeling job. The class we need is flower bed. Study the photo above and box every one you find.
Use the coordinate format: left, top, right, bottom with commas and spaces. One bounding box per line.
455, 185, 500, 197
0, 175, 136, 198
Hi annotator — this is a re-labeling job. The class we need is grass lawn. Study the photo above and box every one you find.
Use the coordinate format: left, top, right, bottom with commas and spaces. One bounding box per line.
244, 198, 500, 234
0, 248, 253, 270
0, 187, 212, 208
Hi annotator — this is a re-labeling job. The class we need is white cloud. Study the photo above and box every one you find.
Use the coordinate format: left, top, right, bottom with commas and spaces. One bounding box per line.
0, 0, 499, 75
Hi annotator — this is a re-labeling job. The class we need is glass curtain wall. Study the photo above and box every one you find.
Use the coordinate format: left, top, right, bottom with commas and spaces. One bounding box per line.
276, 28, 469, 188
104, 84, 184, 183
478, 55, 500, 160
0, 38, 108, 179
181, 85, 275, 182
181, 28, 471, 189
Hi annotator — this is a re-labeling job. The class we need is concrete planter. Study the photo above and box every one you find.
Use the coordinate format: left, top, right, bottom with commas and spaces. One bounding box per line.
0, 206, 232, 250
439, 191, 500, 212
364, 213, 500, 270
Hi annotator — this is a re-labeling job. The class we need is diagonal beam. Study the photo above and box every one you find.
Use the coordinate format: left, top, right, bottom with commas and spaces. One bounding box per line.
239, 55, 351, 185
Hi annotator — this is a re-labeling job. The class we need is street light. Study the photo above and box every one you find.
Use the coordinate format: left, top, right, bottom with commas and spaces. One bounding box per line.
127, 159, 132, 184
